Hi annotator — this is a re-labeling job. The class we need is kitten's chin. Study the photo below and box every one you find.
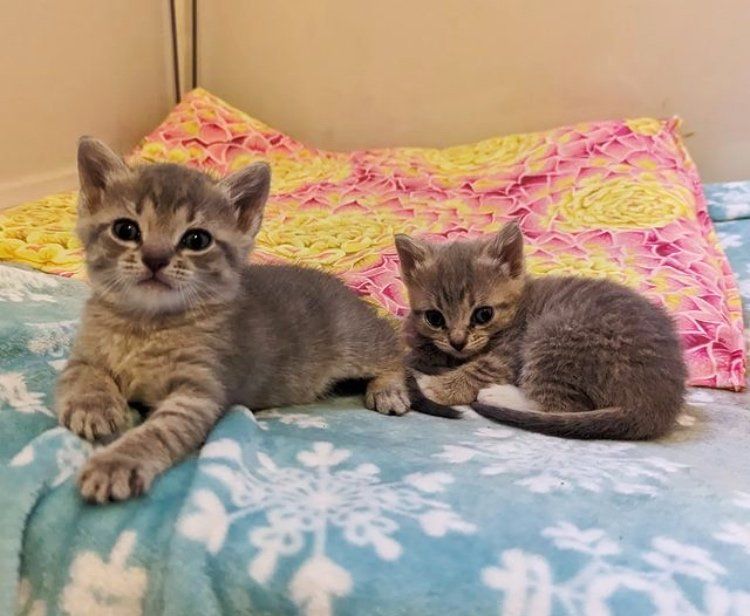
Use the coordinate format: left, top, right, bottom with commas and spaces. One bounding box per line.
136, 278, 173, 292
117, 281, 235, 316
125, 287, 190, 315
94, 283, 191, 316
91, 270, 239, 317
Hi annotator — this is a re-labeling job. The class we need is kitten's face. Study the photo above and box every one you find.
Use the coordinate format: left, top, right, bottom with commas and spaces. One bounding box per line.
76, 137, 270, 315
396, 223, 526, 359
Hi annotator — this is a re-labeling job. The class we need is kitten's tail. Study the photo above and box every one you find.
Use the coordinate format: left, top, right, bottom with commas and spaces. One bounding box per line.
470, 402, 671, 440
406, 373, 463, 419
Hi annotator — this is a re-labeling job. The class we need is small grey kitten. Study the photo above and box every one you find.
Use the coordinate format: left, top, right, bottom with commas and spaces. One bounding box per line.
396, 221, 687, 440
56, 137, 408, 503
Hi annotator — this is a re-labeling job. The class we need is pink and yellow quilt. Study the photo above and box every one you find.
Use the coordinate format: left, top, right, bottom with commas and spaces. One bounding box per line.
0, 89, 744, 389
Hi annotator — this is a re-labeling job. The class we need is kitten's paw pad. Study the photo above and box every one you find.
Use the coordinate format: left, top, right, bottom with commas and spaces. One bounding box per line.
60, 397, 127, 441
78, 452, 155, 504
365, 382, 410, 416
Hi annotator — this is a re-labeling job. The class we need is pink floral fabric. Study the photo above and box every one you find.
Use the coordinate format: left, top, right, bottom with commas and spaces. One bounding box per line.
0, 89, 744, 389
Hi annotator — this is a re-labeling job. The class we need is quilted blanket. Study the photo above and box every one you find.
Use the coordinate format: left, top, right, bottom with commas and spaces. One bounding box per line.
2, 184, 750, 616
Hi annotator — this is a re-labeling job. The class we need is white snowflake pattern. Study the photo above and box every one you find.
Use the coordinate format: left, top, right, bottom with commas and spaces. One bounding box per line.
435, 427, 686, 494
739, 278, 750, 301
542, 522, 619, 557
0, 372, 52, 415
732, 491, 750, 509
10, 427, 92, 486
482, 522, 750, 616
179, 439, 475, 616
26, 320, 77, 357
716, 232, 743, 249
52, 437, 93, 486
714, 491, 750, 557
255, 409, 328, 429
47, 359, 68, 372
61, 531, 147, 616
642, 537, 726, 582
722, 200, 750, 219
0, 266, 59, 303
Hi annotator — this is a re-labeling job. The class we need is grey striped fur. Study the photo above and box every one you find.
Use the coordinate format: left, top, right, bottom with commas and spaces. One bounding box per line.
57, 137, 408, 503
396, 222, 687, 440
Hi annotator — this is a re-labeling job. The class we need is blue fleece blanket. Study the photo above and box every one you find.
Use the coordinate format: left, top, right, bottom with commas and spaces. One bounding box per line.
2, 183, 749, 616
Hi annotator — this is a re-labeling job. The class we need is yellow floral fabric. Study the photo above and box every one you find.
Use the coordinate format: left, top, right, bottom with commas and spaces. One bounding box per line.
0, 89, 744, 389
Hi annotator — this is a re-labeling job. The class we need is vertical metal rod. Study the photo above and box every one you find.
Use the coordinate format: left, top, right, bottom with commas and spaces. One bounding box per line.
169, 0, 181, 103
191, 0, 198, 89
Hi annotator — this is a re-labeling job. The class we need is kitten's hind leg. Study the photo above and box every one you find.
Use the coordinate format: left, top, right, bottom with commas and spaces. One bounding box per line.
520, 372, 595, 414
518, 316, 604, 415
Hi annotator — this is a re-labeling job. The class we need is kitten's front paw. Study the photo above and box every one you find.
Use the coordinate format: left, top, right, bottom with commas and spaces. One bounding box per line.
59, 394, 128, 441
417, 374, 477, 406
78, 450, 156, 503
365, 375, 410, 416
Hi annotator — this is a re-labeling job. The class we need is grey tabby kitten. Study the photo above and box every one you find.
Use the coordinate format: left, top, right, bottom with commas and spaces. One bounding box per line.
56, 137, 409, 503
396, 222, 687, 440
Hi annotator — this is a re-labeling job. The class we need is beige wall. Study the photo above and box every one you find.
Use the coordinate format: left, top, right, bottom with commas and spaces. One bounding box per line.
199, 0, 750, 182
0, 1, 174, 207
1, 0, 747, 209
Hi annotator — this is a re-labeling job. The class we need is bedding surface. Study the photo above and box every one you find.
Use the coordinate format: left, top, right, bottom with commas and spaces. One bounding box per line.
2, 184, 749, 616
0, 89, 745, 389
705, 182, 750, 345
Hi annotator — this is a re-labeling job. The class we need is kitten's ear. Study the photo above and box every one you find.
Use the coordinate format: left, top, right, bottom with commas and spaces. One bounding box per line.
77, 136, 128, 209
394, 234, 431, 280
485, 221, 524, 278
220, 162, 271, 237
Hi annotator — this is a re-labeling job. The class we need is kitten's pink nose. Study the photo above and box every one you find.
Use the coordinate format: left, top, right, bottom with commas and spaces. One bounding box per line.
449, 335, 467, 351
141, 253, 170, 273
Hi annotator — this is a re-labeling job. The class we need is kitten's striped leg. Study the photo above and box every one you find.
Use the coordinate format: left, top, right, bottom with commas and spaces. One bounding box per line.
78, 379, 223, 503
56, 360, 129, 441
417, 354, 513, 406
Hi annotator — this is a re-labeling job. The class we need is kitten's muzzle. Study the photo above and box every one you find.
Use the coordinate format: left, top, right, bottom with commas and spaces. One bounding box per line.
137, 255, 173, 289
142, 253, 170, 274
448, 335, 467, 351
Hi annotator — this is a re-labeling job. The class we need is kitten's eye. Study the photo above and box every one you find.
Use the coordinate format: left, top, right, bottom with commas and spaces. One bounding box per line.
471, 306, 494, 325
180, 229, 213, 251
424, 309, 446, 329
112, 219, 141, 243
